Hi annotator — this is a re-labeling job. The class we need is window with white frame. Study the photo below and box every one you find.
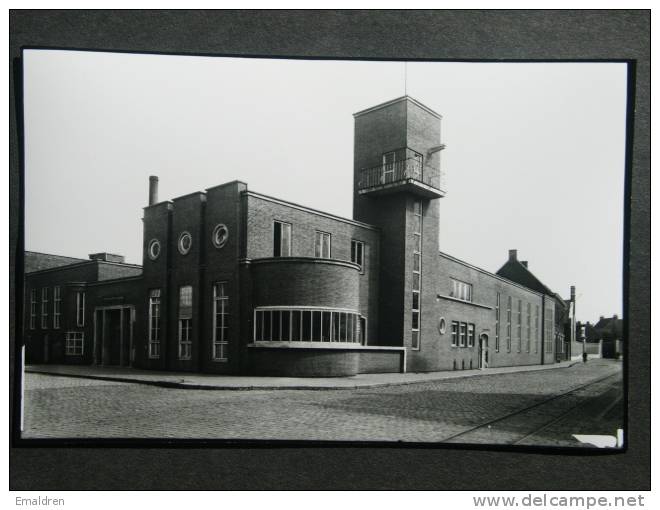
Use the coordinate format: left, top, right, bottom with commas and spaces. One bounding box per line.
495, 293, 500, 352
148, 289, 161, 359
178, 286, 193, 360
65, 331, 84, 356
526, 302, 531, 352
351, 240, 365, 272
40, 288, 49, 329
450, 278, 473, 302
53, 286, 61, 329
545, 306, 554, 353
273, 221, 292, 257
76, 291, 85, 327
254, 308, 361, 343
314, 231, 331, 258
535, 305, 540, 353
467, 323, 475, 347
212, 282, 229, 361
451, 321, 459, 347
459, 322, 467, 347
411, 199, 423, 350
29, 289, 36, 330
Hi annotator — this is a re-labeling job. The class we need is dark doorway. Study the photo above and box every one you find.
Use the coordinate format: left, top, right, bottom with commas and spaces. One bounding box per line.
107, 309, 121, 365
96, 307, 134, 366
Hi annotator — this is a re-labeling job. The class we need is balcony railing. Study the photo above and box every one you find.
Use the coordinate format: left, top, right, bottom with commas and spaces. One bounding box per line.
358, 158, 444, 196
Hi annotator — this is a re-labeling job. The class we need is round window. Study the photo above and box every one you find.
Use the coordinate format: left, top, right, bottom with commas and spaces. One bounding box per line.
212, 224, 229, 249
147, 239, 161, 261
438, 317, 447, 335
178, 231, 192, 255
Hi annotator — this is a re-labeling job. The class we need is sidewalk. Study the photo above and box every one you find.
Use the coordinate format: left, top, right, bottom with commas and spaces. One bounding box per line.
25, 360, 581, 391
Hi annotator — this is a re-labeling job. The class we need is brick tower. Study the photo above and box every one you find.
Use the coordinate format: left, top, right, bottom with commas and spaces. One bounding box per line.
353, 96, 446, 352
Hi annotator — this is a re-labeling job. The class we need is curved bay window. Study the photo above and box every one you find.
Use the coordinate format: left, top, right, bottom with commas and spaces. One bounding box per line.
254, 307, 364, 344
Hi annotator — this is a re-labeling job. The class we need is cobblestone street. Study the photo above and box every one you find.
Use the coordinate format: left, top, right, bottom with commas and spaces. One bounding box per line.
21, 359, 623, 446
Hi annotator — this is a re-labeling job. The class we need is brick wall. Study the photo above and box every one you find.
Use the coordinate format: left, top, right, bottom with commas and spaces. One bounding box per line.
406, 252, 549, 372
251, 258, 360, 310
245, 193, 379, 343
141, 201, 172, 371
24, 251, 87, 273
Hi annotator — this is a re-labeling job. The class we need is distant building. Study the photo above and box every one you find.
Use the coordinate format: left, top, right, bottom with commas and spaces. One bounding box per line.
22, 96, 575, 376
592, 315, 624, 359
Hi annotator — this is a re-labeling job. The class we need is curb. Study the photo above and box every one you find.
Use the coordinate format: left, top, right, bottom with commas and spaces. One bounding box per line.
24, 361, 581, 391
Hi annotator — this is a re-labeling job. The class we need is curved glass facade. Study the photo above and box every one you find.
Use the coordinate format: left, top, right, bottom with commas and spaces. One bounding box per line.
254, 307, 363, 343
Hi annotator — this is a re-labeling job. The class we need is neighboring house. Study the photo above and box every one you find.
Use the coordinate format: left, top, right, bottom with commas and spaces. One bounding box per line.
495, 253, 573, 361
22, 95, 575, 376
592, 315, 624, 359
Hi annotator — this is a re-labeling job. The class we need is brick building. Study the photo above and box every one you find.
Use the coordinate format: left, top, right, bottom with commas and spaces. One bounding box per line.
22, 96, 574, 376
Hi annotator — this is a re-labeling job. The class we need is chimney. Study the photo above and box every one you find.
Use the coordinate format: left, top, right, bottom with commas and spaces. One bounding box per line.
149, 176, 159, 206
613, 314, 618, 320
600, 316, 605, 321
521, 261, 528, 268
89, 252, 125, 263
508, 249, 518, 262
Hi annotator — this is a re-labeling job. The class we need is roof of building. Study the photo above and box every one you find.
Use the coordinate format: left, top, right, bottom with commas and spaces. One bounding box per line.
24, 251, 88, 273
496, 254, 556, 297
438, 251, 545, 297
353, 95, 443, 120
593, 316, 624, 339
24, 251, 142, 277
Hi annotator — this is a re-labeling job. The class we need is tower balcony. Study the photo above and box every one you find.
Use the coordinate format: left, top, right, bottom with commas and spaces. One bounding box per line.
357, 158, 446, 199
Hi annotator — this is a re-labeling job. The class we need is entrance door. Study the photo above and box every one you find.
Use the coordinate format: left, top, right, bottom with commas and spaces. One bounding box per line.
97, 307, 134, 366
382, 151, 396, 183
479, 334, 489, 369
43, 334, 49, 363
107, 309, 122, 365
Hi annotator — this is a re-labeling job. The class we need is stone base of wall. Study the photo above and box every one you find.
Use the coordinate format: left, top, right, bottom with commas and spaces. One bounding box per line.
249, 344, 406, 377
249, 347, 360, 377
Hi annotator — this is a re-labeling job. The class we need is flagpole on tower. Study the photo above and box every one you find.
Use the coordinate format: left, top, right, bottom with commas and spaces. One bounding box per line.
404, 61, 407, 96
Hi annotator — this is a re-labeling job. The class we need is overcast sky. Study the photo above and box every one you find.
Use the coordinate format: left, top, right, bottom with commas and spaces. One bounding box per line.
22, 50, 627, 323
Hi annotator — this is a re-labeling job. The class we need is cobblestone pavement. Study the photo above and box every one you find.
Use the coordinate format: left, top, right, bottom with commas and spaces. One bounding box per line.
21, 359, 623, 445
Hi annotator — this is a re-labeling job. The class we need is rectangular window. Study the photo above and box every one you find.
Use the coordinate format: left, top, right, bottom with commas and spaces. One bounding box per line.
351, 240, 365, 272
29, 289, 37, 330
302, 310, 312, 341
65, 331, 84, 356
411, 199, 422, 351
53, 286, 61, 329
76, 291, 85, 327
495, 293, 500, 352
315, 231, 331, 258
291, 311, 302, 341
213, 283, 228, 360
506, 296, 512, 352
382, 150, 397, 183
467, 323, 475, 347
273, 221, 292, 257
148, 289, 161, 359
526, 303, 532, 352
41, 288, 49, 329
451, 321, 459, 347
459, 322, 467, 347
535, 305, 540, 353
450, 278, 473, 302
312, 310, 322, 339
545, 306, 554, 353
517, 299, 522, 352
178, 286, 193, 360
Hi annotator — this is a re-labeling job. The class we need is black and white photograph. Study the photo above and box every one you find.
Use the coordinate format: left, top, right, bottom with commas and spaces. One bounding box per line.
16, 48, 629, 448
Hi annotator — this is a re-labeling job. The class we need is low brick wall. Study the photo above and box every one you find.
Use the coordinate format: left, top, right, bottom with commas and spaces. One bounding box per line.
357, 349, 404, 373
249, 346, 360, 377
